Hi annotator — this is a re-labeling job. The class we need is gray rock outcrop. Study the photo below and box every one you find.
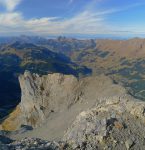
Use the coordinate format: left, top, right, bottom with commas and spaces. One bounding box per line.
19, 71, 79, 127
63, 95, 145, 149
2, 71, 145, 149
18, 70, 127, 128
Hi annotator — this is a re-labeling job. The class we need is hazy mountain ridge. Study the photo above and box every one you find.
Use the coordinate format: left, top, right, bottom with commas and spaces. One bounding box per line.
0, 36, 46, 44
0, 36, 96, 54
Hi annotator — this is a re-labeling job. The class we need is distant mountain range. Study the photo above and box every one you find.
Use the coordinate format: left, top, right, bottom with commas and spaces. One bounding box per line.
0, 40, 91, 118
0, 35, 46, 44
67, 38, 145, 101
0, 35, 128, 44
1, 35, 145, 118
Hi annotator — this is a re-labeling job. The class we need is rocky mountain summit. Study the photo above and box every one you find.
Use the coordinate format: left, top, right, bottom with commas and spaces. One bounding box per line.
1, 70, 126, 131
64, 96, 145, 149
0, 41, 91, 118
1, 71, 145, 149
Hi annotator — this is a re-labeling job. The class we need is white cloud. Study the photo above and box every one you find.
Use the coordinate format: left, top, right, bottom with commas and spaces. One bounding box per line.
0, 10, 109, 35
0, 9, 144, 36
0, 0, 145, 36
0, 12, 23, 26
0, 0, 22, 11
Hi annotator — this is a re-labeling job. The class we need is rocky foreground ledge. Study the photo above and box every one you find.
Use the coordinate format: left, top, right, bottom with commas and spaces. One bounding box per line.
1, 71, 145, 149
0, 137, 62, 150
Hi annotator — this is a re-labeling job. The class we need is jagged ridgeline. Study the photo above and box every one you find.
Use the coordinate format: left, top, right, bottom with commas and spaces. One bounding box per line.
0, 41, 92, 118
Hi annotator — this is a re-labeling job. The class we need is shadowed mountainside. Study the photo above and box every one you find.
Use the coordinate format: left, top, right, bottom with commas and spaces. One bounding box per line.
0, 41, 91, 118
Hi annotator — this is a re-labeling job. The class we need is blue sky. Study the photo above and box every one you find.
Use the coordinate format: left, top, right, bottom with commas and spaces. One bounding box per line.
0, 0, 145, 37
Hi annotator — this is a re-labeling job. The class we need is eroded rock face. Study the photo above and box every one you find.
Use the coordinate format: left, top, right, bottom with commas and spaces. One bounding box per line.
1, 71, 145, 149
63, 96, 145, 150
5, 70, 127, 130
19, 71, 78, 127
0, 137, 64, 150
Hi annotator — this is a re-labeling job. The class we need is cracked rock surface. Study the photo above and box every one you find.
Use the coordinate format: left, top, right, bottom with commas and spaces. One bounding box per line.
1, 71, 145, 149
64, 95, 145, 150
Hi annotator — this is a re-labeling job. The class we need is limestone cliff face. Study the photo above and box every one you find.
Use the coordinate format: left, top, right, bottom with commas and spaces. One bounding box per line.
18, 71, 128, 127
19, 71, 78, 127
2, 71, 145, 129
2, 70, 128, 130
